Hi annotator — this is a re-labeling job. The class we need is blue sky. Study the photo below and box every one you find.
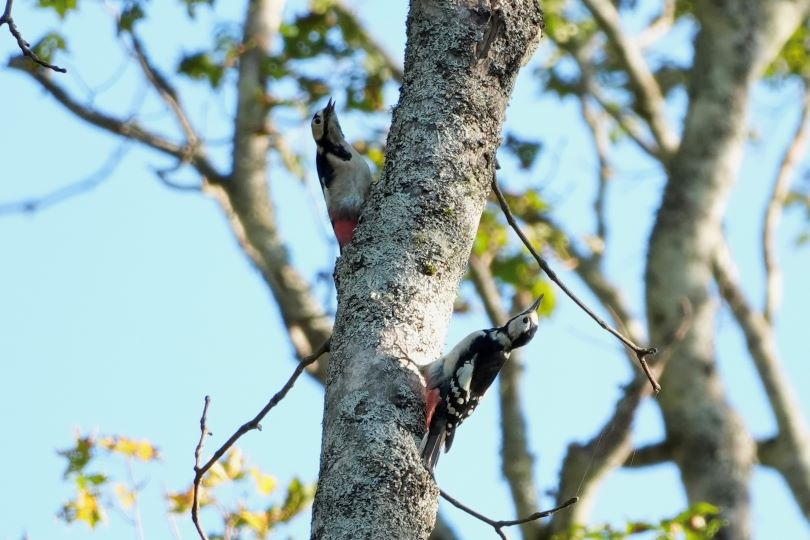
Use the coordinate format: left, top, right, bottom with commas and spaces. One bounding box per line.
1, 1, 808, 539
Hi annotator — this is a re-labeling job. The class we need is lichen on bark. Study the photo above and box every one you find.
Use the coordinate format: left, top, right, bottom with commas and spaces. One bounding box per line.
310, 1, 544, 538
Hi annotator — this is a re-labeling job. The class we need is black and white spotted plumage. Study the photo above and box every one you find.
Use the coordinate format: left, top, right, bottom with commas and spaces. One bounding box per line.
420, 296, 543, 470
310, 98, 372, 250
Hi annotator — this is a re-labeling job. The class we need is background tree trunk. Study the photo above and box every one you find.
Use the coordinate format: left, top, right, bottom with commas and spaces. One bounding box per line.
310, 1, 543, 537
646, 2, 810, 538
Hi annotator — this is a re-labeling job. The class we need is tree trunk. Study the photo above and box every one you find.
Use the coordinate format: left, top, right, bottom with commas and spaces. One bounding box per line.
645, 2, 809, 539
310, 1, 543, 538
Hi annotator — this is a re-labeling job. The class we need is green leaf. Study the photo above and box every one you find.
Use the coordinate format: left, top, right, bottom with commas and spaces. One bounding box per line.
37, 0, 78, 18
58, 436, 94, 478
504, 133, 543, 170
178, 52, 225, 88
31, 32, 68, 65
117, 4, 145, 35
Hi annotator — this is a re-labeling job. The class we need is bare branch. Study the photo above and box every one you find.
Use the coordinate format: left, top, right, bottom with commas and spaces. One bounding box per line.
560, 38, 662, 161
636, 0, 675, 49
468, 255, 542, 539
491, 177, 660, 392
0, 142, 131, 215
8, 60, 226, 184
440, 489, 577, 540
1, 0, 66, 73
580, 99, 613, 248
762, 82, 810, 322
152, 161, 203, 192
129, 33, 199, 147
712, 240, 810, 516
191, 396, 212, 540
580, 0, 679, 156
190, 339, 330, 540
624, 441, 674, 468
551, 299, 689, 533
334, 0, 403, 83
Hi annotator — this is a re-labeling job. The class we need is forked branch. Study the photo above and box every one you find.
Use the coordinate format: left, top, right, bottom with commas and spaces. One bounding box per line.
440, 489, 577, 540
491, 178, 660, 392
190, 339, 331, 540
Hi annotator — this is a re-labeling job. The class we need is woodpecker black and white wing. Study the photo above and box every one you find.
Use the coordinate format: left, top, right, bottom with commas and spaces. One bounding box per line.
315, 150, 331, 191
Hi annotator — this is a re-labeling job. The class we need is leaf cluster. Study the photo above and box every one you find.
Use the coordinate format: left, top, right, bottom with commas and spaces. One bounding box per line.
168, 448, 315, 539
57, 433, 160, 528
560, 502, 724, 540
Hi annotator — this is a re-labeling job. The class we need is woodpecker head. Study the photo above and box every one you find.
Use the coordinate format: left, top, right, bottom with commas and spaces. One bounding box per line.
311, 98, 345, 144
502, 295, 542, 349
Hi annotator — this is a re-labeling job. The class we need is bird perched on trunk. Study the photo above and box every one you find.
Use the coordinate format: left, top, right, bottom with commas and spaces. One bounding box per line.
420, 296, 543, 470
310, 98, 372, 251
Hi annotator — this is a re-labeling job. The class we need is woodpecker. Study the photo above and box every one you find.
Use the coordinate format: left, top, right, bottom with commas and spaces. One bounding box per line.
311, 98, 372, 250
420, 296, 543, 470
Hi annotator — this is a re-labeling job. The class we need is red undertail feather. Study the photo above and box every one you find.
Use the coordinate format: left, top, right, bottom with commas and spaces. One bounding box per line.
425, 388, 440, 430
332, 218, 359, 249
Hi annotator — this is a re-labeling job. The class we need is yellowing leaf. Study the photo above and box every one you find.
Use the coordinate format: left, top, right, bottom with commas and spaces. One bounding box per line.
114, 483, 137, 509
237, 509, 270, 537
59, 485, 105, 528
250, 468, 278, 496
98, 436, 159, 461
223, 448, 244, 480
204, 461, 228, 488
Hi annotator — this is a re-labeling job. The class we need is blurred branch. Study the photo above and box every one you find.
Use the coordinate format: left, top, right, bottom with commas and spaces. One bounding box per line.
492, 177, 660, 392
223, 0, 333, 380
8, 58, 226, 183
762, 82, 810, 322
623, 441, 674, 468
9, 0, 335, 381
335, 0, 403, 83
636, 0, 675, 49
129, 33, 199, 148
0, 0, 66, 72
0, 142, 131, 215
562, 39, 661, 161
580, 99, 613, 248
712, 240, 810, 517
580, 0, 679, 157
550, 299, 689, 535
191, 339, 331, 540
440, 488, 577, 540
468, 254, 543, 540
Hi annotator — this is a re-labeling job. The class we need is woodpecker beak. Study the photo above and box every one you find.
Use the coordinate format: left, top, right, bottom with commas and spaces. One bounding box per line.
521, 294, 543, 315
325, 97, 336, 118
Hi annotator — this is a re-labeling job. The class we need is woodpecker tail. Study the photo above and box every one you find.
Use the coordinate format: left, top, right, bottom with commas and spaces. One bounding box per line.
420, 402, 447, 470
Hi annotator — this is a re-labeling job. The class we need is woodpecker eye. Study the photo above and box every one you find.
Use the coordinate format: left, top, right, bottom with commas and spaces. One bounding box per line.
314, 117, 321, 125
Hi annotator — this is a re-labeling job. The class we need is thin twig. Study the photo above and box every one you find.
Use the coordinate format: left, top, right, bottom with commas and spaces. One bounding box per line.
153, 162, 203, 192
190, 339, 331, 540
191, 396, 212, 540
440, 489, 578, 540
491, 177, 660, 392
1, 0, 66, 72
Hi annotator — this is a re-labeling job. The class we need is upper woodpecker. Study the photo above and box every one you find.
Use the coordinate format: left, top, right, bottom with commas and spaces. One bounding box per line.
420, 296, 543, 470
311, 98, 372, 250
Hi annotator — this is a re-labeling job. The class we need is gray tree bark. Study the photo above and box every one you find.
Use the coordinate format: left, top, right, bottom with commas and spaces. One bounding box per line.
309, 1, 543, 538
645, 2, 810, 539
